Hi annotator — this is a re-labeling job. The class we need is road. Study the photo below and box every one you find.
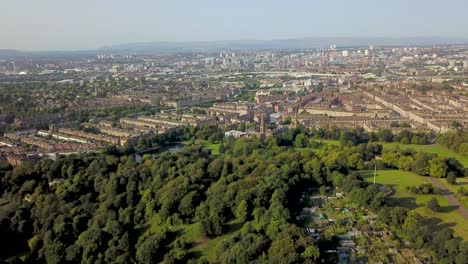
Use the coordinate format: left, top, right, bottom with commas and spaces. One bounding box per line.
426, 177, 468, 219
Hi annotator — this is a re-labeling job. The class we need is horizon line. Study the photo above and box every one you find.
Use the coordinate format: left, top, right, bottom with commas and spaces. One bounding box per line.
3, 35, 468, 53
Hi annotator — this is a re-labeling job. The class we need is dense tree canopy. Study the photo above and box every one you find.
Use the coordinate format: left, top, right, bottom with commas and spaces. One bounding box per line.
436, 130, 468, 157
0, 125, 466, 263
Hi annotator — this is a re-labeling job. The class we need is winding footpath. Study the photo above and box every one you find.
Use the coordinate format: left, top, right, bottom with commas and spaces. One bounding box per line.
426, 177, 468, 219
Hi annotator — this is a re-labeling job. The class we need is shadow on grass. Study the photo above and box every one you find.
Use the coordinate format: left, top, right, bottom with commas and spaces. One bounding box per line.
186, 221, 244, 260
186, 250, 203, 260
387, 196, 459, 214
421, 217, 456, 231
438, 205, 459, 213
225, 221, 243, 234
359, 171, 374, 179
387, 196, 418, 209
384, 184, 398, 196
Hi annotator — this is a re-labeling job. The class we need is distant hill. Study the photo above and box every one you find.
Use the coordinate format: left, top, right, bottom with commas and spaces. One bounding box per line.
4, 37, 468, 55
0, 49, 22, 58
100, 37, 468, 53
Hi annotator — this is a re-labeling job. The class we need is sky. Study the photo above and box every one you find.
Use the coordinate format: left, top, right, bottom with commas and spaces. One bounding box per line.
2, 0, 468, 51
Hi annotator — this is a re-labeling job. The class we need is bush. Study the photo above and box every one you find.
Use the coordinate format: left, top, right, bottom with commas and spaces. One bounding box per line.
457, 187, 468, 196
406, 183, 438, 194
446, 172, 457, 185
427, 198, 440, 212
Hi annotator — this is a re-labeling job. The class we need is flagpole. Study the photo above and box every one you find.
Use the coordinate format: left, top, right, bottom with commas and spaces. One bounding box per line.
374, 164, 377, 185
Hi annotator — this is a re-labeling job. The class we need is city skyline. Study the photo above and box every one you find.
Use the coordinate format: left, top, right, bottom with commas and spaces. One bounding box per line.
2, 0, 468, 51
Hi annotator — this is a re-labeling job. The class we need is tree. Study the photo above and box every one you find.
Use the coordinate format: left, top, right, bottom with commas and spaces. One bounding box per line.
400, 137, 410, 144
429, 157, 448, 178
457, 187, 468, 196
207, 159, 223, 179
427, 198, 440, 212
218, 143, 226, 154
6, 125, 467, 263
447, 172, 457, 185
268, 237, 298, 263
301, 245, 320, 261
236, 124, 245, 132
179, 191, 199, 218
136, 235, 164, 264
412, 153, 434, 175
294, 134, 307, 148
208, 135, 217, 144
282, 116, 292, 125
136, 138, 147, 150
319, 186, 327, 197
235, 200, 248, 222
460, 143, 468, 157
377, 129, 393, 142
451, 121, 462, 130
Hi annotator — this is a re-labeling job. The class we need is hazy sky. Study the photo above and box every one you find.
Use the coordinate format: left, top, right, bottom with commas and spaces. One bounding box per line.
2, 0, 468, 50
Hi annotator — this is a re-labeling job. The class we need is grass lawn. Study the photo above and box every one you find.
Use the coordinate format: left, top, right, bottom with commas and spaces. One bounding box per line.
178, 220, 243, 261
380, 143, 468, 167
293, 139, 341, 153
361, 169, 468, 240
361, 170, 448, 206
182, 140, 221, 156
149, 217, 243, 261
200, 140, 220, 156
316, 139, 341, 146
203, 142, 220, 156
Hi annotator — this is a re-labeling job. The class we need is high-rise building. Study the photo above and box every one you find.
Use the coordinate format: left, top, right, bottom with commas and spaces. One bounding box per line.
463, 61, 468, 69
364, 49, 369, 56
342, 50, 349, 57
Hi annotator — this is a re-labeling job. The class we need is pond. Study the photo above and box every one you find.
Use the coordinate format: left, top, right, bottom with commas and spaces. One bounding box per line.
134, 143, 184, 163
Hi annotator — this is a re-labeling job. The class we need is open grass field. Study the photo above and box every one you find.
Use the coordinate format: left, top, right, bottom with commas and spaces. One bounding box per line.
316, 139, 341, 146
380, 143, 468, 167
203, 142, 220, 156
149, 220, 242, 262
298, 140, 468, 167
186, 221, 242, 260
361, 169, 468, 240
435, 177, 468, 209
181, 140, 220, 156
294, 139, 341, 153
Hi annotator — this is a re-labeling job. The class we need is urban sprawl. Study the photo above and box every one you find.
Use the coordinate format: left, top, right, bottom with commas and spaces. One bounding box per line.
1, 45, 467, 166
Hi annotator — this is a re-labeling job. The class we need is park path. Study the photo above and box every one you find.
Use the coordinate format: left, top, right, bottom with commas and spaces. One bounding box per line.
426, 177, 468, 219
